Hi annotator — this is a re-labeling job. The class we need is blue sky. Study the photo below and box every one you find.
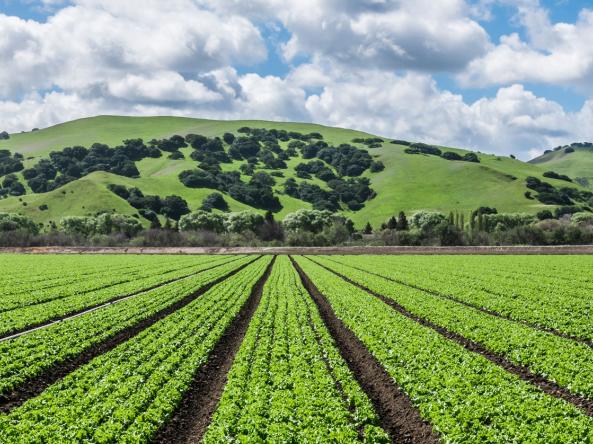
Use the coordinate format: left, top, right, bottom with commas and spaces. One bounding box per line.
1, 0, 592, 159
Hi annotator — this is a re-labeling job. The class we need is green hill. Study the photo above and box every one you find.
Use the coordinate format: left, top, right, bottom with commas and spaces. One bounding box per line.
0, 115, 588, 229
529, 144, 593, 188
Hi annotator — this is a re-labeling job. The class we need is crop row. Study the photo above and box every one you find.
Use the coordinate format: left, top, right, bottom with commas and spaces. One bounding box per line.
0, 255, 256, 398
0, 254, 179, 295
0, 256, 272, 442
294, 256, 593, 443
204, 256, 388, 443
0, 255, 208, 312
328, 255, 593, 341
312, 256, 593, 400
0, 255, 241, 336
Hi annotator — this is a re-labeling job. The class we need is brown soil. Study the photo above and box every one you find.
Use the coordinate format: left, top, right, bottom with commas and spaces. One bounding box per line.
3, 245, 593, 255
310, 258, 593, 417
322, 256, 593, 349
0, 256, 261, 414
290, 256, 439, 444
0, 256, 246, 342
152, 256, 276, 444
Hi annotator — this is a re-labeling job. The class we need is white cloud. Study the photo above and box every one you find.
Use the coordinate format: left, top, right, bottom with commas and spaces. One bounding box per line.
205, 0, 490, 72
1, 0, 592, 161
0, 0, 267, 99
303, 68, 592, 159
460, 4, 593, 90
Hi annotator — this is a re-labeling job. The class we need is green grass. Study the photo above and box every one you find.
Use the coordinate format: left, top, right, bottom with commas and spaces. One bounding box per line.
529, 147, 593, 187
0, 115, 586, 228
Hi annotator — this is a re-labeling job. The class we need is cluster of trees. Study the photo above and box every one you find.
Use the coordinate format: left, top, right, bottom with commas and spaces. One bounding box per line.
177, 127, 380, 213
200, 192, 229, 212
391, 139, 484, 164
0, 150, 24, 177
404, 143, 480, 163
1, 202, 593, 247
0, 174, 26, 197
364, 206, 593, 246
22, 139, 164, 193
0, 212, 38, 234
543, 171, 572, 182
545, 142, 592, 155
525, 176, 593, 206
60, 213, 143, 238
352, 137, 384, 148
180, 169, 281, 211
285, 176, 374, 211
0, 126, 382, 217
107, 184, 190, 225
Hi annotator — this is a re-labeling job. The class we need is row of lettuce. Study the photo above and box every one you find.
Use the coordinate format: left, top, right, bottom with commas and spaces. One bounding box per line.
0, 255, 239, 337
0, 256, 251, 399
0, 257, 272, 442
204, 256, 389, 443
294, 257, 593, 443
312, 256, 593, 401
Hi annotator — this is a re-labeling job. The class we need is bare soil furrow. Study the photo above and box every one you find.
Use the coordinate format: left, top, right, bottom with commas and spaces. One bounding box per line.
311, 257, 593, 417
290, 256, 438, 444
0, 256, 260, 414
153, 256, 276, 444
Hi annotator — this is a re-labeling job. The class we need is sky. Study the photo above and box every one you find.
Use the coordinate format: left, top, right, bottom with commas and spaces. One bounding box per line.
1, 0, 593, 159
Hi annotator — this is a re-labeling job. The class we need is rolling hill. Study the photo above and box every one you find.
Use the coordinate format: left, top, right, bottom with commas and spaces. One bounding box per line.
529, 143, 593, 188
0, 115, 589, 229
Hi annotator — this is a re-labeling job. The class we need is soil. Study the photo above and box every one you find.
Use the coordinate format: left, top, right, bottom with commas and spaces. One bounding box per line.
152, 256, 276, 444
311, 258, 593, 417
290, 256, 439, 444
0, 256, 261, 414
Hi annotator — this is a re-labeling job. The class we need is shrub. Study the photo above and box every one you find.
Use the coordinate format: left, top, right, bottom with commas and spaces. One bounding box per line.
543, 171, 572, 182
179, 211, 226, 233
410, 211, 447, 231
0, 213, 39, 234
282, 209, 334, 233
224, 211, 265, 234
571, 212, 593, 225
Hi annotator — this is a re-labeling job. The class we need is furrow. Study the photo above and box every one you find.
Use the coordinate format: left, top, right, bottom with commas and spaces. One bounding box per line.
0, 256, 261, 414
152, 256, 276, 444
290, 256, 438, 444
310, 257, 593, 417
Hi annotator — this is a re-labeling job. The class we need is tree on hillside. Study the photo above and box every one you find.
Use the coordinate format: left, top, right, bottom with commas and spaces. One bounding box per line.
0, 131, 9, 140
397, 211, 408, 230
363, 222, 373, 234
161, 195, 190, 221
386, 216, 397, 230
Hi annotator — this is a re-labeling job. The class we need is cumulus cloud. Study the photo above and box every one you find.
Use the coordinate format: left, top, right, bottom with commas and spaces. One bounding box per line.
0, 0, 267, 99
460, 4, 593, 90
0, 0, 592, 160
303, 68, 592, 159
204, 0, 490, 72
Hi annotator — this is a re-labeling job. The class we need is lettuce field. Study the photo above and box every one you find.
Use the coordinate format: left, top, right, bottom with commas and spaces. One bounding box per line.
0, 253, 592, 443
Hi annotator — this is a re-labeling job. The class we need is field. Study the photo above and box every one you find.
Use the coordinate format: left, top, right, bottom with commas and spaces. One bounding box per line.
0, 115, 582, 228
1, 253, 592, 443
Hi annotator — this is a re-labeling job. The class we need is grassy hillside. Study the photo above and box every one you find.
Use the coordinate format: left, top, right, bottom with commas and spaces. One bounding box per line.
529, 145, 593, 187
0, 115, 585, 228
